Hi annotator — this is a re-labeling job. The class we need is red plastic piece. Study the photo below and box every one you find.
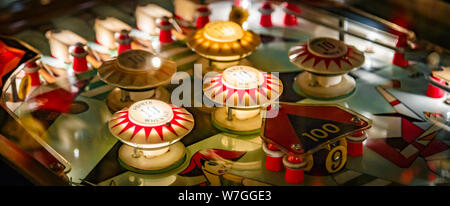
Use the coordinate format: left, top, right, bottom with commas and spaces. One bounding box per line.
72, 45, 85, 54
287, 155, 303, 164
71, 43, 89, 73
426, 76, 446, 98
160, 30, 173, 44
72, 57, 89, 73
392, 52, 408, 67
348, 131, 365, 156
284, 14, 297, 26
260, 15, 273, 28
392, 34, 409, 67
118, 44, 131, 54
352, 131, 365, 137
25, 61, 41, 86
284, 156, 304, 184
259, 2, 273, 27
28, 72, 41, 86
347, 140, 364, 157
159, 18, 173, 44
196, 6, 210, 29
283, 3, 301, 26
265, 143, 283, 171
267, 143, 278, 151
285, 167, 304, 184
32, 88, 75, 113
117, 30, 132, 54
266, 155, 283, 171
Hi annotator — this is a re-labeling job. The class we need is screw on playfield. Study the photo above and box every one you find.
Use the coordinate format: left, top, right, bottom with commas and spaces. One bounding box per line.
291, 144, 302, 151
49, 162, 65, 172
351, 116, 361, 123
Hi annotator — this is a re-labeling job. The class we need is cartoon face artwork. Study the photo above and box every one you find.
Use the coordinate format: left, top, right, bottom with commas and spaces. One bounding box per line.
179, 149, 246, 177
203, 159, 232, 176
178, 149, 251, 186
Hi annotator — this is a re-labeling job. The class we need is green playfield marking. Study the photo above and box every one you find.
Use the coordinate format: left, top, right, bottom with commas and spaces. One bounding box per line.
160, 41, 187, 51
170, 50, 196, 61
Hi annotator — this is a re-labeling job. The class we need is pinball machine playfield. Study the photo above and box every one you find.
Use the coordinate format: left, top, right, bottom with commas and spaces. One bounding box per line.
0, 0, 449, 186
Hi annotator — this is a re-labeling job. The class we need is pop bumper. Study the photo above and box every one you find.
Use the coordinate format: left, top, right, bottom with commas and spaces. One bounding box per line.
289, 37, 365, 100
98, 50, 175, 112
187, 21, 261, 76
109, 99, 194, 173
203, 65, 283, 134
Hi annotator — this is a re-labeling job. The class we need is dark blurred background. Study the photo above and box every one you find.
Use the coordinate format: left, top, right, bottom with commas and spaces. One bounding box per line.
1, 0, 449, 49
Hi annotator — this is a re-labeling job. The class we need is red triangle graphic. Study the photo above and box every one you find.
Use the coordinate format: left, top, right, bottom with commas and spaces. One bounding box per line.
264, 109, 301, 153
366, 139, 419, 168
401, 118, 424, 143
281, 104, 362, 126
420, 140, 449, 158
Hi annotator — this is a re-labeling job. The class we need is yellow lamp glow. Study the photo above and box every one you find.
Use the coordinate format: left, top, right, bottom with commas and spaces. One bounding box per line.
187, 21, 260, 62
204, 21, 244, 42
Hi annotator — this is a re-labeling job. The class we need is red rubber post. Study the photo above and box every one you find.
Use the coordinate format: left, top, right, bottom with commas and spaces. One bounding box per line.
158, 16, 173, 44
117, 29, 132, 55
159, 30, 173, 43
347, 141, 364, 157
284, 155, 304, 184
71, 42, 89, 73
118, 44, 131, 54
259, 1, 274, 28
426, 76, 446, 98
24, 61, 41, 86
196, 6, 210, 29
284, 14, 297, 26
72, 56, 89, 73
264, 144, 283, 171
283, 3, 301, 26
347, 131, 365, 157
285, 168, 304, 184
392, 34, 409, 67
266, 156, 283, 171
